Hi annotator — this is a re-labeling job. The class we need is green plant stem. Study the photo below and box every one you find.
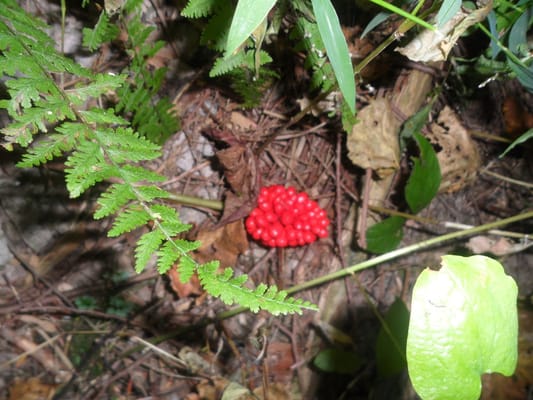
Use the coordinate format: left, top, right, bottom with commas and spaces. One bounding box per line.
219, 209, 533, 317
476, 22, 525, 67
124, 209, 533, 352
166, 193, 224, 211
368, 0, 434, 31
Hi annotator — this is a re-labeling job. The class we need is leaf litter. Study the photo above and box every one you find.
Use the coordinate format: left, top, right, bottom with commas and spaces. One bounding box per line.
0, 0, 532, 398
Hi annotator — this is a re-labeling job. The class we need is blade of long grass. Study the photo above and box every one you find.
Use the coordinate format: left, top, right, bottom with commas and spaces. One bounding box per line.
311, 0, 356, 114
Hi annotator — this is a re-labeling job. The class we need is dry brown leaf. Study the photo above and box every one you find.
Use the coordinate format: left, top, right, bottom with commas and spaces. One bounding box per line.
8, 377, 58, 400
196, 377, 230, 400
230, 111, 257, 131
427, 106, 480, 192
502, 96, 533, 139
253, 382, 294, 400
168, 267, 203, 298
216, 145, 256, 197
346, 98, 400, 177
194, 220, 249, 268
396, 0, 493, 62
267, 342, 295, 383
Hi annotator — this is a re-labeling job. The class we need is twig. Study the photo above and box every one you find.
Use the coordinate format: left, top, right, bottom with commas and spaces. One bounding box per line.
481, 168, 533, 189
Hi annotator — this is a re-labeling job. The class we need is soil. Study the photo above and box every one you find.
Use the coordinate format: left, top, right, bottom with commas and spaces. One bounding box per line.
0, 1, 532, 399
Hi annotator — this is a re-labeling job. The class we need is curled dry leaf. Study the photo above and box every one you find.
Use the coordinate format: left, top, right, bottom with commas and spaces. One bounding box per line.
426, 106, 480, 192
346, 97, 400, 177
216, 145, 256, 197
168, 220, 248, 298
168, 267, 203, 298
194, 220, 249, 268
396, 0, 493, 62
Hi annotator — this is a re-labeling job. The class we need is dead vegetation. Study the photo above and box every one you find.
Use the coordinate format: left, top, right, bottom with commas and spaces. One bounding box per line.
0, 0, 532, 399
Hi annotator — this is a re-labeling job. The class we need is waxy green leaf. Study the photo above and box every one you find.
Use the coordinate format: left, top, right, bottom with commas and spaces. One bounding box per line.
407, 255, 518, 400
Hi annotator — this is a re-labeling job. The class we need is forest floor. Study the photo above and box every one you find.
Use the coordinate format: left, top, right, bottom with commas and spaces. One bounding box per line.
0, 0, 533, 399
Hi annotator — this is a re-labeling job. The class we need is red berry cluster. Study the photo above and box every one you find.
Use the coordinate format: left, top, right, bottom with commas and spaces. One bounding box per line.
245, 185, 330, 248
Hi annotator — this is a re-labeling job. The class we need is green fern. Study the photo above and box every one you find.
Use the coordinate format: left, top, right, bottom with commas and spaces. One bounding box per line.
198, 263, 318, 315
181, 0, 220, 18
0, 0, 313, 315
181, 0, 276, 107
82, 11, 119, 51
82, 2, 179, 145
291, 15, 336, 92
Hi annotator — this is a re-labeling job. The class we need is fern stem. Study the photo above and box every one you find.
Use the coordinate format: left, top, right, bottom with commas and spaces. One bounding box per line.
166, 193, 224, 211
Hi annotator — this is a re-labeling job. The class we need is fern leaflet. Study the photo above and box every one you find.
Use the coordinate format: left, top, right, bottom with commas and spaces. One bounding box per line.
198, 263, 318, 315
181, 0, 219, 18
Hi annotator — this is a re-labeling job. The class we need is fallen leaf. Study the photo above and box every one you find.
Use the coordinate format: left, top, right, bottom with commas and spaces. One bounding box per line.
426, 106, 480, 192
8, 377, 58, 400
346, 97, 400, 177
230, 111, 257, 130
253, 382, 293, 400
168, 267, 203, 298
502, 96, 533, 139
216, 145, 256, 197
194, 220, 249, 268
396, 0, 493, 62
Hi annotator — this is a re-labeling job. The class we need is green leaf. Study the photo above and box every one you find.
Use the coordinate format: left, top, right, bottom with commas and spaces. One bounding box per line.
82, 11, 119, 51
366, 216, 405, 254
399, 103, 432, 150
361, 11, 390, 38
368, 0, 435, 31
407, 255, 518, 400
135, 229, 165, 272
311, 0, 355, 114
197, 263, 318, 315
508, 6, 530, 55
108, 204, 151, 237
313, 348, 363, 374
436, 0, 461, 28
500, 128, 533, 157
405, 133, 441, 214
376, 298, 409, 377
181, 0, 218, 18
225, 0, 277, 56
94, 183, 135, 219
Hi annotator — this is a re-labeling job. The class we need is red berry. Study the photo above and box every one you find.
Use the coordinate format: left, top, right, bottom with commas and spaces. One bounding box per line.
280, 211, 294, 226
246, 185, 330, 247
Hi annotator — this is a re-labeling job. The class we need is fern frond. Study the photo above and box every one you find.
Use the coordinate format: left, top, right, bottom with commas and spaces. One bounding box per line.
112, 14, 178, 144
291, 16, 336, 91
197, 263, 318, 315
0, 0, 317, 316
108, 204, 151, 237
80, 109, 129, 126
94, 183, 135, 219
66, 73, 125, 105
95, 128, 161, 163
136, 186, 170, 202
158, 240, 200, 275
119, 165, 166, 184
17, 122, 87, 167
181, 0, 219, 18
82, 11, 120, 51
135, 229, 166, 272
210, 52, 246, 77
65, 140, 119, 197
